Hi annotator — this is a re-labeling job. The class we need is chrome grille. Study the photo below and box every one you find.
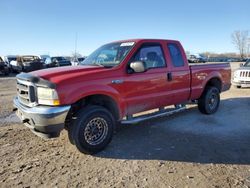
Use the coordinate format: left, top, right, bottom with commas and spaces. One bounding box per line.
17, 79, 37, 106
240, 71, 250, 78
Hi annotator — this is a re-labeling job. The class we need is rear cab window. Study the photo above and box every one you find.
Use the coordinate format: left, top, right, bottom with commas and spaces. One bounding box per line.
167, 43, 185, 67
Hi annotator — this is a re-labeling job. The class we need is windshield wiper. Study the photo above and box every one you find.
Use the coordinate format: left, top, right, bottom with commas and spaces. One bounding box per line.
92, 62, 104, 67
81, 62, 114, 68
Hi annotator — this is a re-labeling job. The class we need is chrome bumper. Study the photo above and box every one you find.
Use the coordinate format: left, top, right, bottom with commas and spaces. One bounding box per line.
232, 80, 250, 88
13, 97, 70, 138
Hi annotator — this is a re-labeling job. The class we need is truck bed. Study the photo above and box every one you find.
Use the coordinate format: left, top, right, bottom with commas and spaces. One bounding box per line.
189, 62, 231, 100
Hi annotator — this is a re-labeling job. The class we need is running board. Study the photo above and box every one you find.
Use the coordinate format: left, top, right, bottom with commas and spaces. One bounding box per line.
121, 105, 186, 124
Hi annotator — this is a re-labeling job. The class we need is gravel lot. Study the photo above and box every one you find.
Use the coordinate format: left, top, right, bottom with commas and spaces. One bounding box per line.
0, 62, 250, 188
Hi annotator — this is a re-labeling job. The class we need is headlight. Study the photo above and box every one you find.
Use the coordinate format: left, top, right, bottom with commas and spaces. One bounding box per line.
37, 87, 60, 105
234, 71, 240, 78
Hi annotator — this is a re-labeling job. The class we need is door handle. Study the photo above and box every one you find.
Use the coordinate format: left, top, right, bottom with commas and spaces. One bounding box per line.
167, 72, 172, 81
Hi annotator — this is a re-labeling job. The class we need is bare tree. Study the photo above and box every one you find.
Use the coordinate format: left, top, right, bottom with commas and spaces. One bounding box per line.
231, 30, 249, 59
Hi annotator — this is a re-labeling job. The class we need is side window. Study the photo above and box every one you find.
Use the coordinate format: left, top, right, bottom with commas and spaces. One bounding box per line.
167, 43, 184, 67
132, 45, 166, 69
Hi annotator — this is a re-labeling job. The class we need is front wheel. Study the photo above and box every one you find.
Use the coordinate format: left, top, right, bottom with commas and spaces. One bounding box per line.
68, 105, 115, 154
198, 86, 220, 114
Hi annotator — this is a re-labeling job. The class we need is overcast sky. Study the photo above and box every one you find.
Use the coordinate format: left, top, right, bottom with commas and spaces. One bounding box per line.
0, 0, 249, 56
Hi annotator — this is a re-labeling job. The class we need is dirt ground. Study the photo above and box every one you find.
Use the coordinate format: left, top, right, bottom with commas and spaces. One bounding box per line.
0, 62, 250, 188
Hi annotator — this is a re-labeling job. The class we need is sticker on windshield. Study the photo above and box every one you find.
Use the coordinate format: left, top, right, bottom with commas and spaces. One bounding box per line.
120, 42, 135, 47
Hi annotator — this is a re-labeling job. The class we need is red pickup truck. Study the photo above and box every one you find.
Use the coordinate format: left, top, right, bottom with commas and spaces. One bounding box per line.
13, 39, 231, 154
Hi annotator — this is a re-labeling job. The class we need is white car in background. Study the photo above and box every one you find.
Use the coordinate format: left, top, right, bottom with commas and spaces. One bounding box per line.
232, 60, 250, 88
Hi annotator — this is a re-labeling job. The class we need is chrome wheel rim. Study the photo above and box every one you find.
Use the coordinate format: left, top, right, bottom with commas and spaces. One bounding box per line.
84, 117, 108, 146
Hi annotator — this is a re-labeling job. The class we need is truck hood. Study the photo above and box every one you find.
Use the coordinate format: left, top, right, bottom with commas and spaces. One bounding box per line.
236, 67, 250, 71
31, 65, 105, 84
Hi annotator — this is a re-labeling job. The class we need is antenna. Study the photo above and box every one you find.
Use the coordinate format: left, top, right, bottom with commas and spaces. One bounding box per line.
74, 32, 78, 60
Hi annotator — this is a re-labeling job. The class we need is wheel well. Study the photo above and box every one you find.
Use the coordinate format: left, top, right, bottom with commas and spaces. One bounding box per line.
205, 78, 222, 92
68, 94, 120, 123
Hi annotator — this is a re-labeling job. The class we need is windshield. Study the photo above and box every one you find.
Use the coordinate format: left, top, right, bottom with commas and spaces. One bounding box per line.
22, 56, 39, 62
81, 42, 135, 67
8, 57, 17, 62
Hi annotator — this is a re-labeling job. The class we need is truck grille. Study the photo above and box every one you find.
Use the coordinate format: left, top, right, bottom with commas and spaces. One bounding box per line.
240, 71, 250, 78
17, 79, 37, 106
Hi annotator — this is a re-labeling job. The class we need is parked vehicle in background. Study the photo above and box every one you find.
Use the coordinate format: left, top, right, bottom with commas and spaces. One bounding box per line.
1, 55, 16, 72
13, 39, 231, 154
0, 56, 10, 75
7, 55, 17, 63
11, 55, 44, 73
77, 57, 86, 62
0, 56, 11, 70
45, 56, 72, 68
188, 54, 206, 63
0, 56, 9, 64
71, 57, 86, 66
232, 59, 250, 88
6, 55, 17, 72
40, 55, 50, 62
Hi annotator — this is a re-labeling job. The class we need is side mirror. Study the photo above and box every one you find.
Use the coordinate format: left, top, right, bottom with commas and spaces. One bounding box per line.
240, 63, 243, 67
130, 61, 146, 73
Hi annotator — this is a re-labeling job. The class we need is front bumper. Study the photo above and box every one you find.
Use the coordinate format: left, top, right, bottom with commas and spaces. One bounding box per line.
13, 97, 71, 138
232, 80, 250, 88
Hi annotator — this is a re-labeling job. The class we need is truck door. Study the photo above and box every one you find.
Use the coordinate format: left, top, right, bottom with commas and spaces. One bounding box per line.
124, 43, 172, 115
165, 42, 191, 104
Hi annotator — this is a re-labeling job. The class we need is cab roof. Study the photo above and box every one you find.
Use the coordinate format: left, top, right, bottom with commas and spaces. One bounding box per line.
112, 38, 180, 44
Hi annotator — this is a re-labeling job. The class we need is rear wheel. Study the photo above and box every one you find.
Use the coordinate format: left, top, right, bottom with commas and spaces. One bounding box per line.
68, 105, 115, 154
198, 86, 220, 114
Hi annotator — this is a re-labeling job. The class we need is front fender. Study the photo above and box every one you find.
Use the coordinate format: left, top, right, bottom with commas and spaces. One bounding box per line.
59, 84, 126, 119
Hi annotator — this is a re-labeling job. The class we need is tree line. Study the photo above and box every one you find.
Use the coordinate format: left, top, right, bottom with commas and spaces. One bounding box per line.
187, 30, 249, 59
231, 30, 249, 59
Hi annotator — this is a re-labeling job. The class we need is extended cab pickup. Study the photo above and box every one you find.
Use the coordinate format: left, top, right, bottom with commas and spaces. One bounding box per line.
13, 39, 231, 154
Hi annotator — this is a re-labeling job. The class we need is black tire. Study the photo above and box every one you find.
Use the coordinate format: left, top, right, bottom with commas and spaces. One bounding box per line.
68, 105, 115, 154
236, 85, 241, 89
198, 86, 220, 114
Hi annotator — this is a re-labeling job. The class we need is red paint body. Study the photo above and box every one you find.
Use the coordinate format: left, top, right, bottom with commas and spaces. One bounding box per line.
32, 39, 231, 120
